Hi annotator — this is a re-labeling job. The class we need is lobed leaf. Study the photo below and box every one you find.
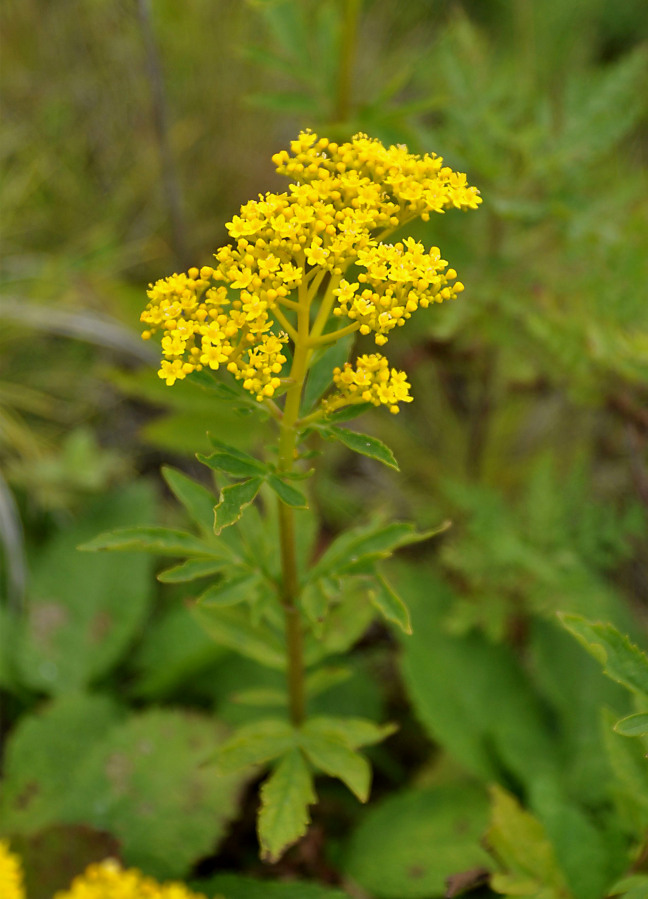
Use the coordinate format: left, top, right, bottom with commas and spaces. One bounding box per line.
198, 449, 268, 479
213, 719, 294, 774
258, 749, 316, 863
299, 730, 371, 802
213, 477, 264, 534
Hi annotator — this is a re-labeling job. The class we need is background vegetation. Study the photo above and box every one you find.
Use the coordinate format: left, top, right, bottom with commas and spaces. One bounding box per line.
1, 0, 647, 896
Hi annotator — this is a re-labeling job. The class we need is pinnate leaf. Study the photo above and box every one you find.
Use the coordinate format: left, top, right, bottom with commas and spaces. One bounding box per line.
258, 749, 316, 862
213, 719, 294, 774
305, 715, 396, 750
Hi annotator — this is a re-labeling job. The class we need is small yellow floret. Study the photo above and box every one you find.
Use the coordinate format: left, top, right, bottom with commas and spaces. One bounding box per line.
0, 841, 24, 899
53, 857, 208, 899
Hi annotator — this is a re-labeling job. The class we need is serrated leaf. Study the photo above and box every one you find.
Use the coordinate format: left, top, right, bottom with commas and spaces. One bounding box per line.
305, 716, 396, 750
79, 526, 216, 557
213, 477, 264, 534
558, 613, 648, 698
191, 603, 286, 670
369, 573, 412, 634
198, 450, 268, 479
267, 474, 308, 509
213, 719, 294, 774
258, 749, 316, 862
161, 466, 217, 534
299, 730, 371, 802
197, 570, 263, 607
615, 712, 648, 737
157, 558, 231, 583
320, 425, 399, 470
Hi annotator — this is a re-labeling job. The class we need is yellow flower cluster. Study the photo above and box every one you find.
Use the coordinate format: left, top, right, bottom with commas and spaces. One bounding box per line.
53, 858, 207, 899
333, 237, 463, 346
0, 841, 23, 899
325, 354, 413, 415
142, 130, 480, 413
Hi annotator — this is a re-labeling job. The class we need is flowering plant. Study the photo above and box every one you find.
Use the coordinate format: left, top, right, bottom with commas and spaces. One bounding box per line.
84, 131, 480, 860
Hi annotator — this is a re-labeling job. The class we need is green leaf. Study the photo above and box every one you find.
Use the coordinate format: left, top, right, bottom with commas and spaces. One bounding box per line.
161, 466, 217, 534
198, 449, 268, 479
309, 521, 443, 583
213, 719, 294, 774
369, 573, 412, 635
615, 712, 648, 737
0, 694, 122, 835
214, 477, 264, 534
63, 709, 245, 879
485, 785, 572, 898
342, 783, 491, 899
21, 484, 156, 694
558, 613, 648, 698
266, 474, 309, 509
305, 666, 352, 699
79, 526, 216, 557
258, 749, 316, 863
157, 558, 231, 583
301, 580, 330, 631
299, 729, 371, 802
319, 424, 399, 470
197, 570, 263, 607
609, 875, 648, 899
191, 603, 286, 670
305, 716, 396, 750
303, 334, 354, 412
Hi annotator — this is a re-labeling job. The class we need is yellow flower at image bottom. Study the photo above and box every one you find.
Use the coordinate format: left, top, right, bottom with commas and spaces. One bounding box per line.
53, 859, 209, 899
0, 841, 24, 899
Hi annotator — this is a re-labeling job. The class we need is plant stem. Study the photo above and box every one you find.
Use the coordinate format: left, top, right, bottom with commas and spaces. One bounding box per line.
276, 280, 312, 726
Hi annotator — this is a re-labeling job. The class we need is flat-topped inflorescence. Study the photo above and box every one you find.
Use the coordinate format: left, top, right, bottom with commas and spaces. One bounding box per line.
141, 130, 480, 412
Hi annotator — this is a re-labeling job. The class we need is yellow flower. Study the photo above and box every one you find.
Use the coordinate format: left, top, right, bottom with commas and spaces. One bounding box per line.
53, 858, 208, 899
0, 841, 25, 899
142, 130, 480, 409
325, 354, 414, 414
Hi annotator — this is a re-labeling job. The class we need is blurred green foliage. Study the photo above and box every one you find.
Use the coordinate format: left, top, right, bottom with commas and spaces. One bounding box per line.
1, 0, 647, 895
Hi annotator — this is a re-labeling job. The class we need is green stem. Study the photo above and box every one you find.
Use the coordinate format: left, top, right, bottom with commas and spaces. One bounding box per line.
308, 321, 359, 347
276, 278, 312, 726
